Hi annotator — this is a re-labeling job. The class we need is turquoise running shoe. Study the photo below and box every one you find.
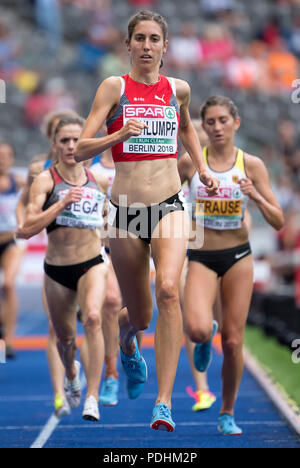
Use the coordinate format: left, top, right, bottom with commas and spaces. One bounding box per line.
150, 403, 175, 432
120, 336, 147, 386
193, 320, 218, 372
127, 379, 145, 400
99, 377, 119, 406
218, 414, 242, 435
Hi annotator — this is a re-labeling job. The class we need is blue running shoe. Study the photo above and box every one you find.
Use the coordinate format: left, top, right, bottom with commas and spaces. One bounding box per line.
218, 414, 242, 435
127, 379, 145, 400
120, 336, 147, 385
99, 377, 119, 406
150, 403, 175, 432
193, 320, 218, 372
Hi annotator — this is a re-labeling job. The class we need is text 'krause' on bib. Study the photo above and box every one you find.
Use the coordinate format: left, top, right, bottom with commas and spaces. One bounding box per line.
56, 187, 105, 229
123, 104, 178, 155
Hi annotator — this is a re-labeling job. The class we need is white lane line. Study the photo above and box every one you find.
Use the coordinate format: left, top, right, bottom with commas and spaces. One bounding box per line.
244, 348, 300, 437
30, 415, 60, 448
0, 391, 263, 403
0, 396, 52, 402
2, 421, 285, 432
30, 373, 87, 448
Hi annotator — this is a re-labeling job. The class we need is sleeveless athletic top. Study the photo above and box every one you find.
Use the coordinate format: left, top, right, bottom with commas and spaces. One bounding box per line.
43, 166, 106, 233
0, 174, 19, 233
91, 155, 115, 199
189, 147, 249, 230
107, 74, 180, 162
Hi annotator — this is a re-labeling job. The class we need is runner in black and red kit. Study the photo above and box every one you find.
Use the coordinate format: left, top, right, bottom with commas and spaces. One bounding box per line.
74, 10, 219, 432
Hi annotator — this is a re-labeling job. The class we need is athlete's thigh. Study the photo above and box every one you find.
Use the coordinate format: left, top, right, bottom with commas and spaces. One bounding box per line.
184, 260, 219, 326
44, 274, 77, 338
109, 233, 152, 312
77, 263, 108, 319
151, 210, 189, 285
1, 244, 24, 284
220, 255, 254, 338
105, 259, 122, 302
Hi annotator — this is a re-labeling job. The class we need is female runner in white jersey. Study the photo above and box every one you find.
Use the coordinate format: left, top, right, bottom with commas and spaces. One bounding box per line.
180, 96, 284, 435
0, 143, 25, 358
18, 116, 109, 422
178, 120, 217, 412
90, 148, 122, 406
74, 10, 219, 432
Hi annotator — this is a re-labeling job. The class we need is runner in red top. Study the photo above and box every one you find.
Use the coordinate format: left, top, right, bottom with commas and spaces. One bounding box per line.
74, 10, 219, 432
107, 73, 180, 162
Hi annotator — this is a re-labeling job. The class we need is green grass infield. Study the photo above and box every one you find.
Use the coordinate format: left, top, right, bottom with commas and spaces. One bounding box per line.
244, 325, 300, 410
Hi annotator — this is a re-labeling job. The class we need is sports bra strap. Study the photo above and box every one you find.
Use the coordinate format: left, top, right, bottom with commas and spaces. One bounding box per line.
235, 149, 245, 173
85, 168, 97, 184
50, 166, 63, 185
119, 76, 125, 97
203, 146, 208, 165
170, 77, 176, 96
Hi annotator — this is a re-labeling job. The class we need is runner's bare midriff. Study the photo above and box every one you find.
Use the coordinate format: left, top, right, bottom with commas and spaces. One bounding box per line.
46, 228, 101, 265
111, 159, 181, 206
201, 222, 249, 250
189, 221, 249, 251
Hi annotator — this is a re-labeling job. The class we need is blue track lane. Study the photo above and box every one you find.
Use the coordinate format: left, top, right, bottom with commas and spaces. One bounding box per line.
0, 287, 299, 448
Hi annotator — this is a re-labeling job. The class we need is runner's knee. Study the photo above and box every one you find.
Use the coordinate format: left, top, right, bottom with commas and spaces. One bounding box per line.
222, 333, 243, 357
156, 278, 179, 308
103, 290, 122, 316
83, 307, 102, 332
184, 319, 213, 344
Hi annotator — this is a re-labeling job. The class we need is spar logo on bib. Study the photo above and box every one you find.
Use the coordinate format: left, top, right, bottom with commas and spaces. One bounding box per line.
165, 107, 176, 120
123, 104, 178, 154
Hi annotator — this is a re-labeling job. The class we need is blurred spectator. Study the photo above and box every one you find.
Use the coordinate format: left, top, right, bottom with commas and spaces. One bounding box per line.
277, 119, 300, 185
200, 0, 236, 18
278, 119, 298, 157
127, 0, 156, 5
0, 21, 22, 80
45, 77, 77, 109
258, 16, 282, 47
224, 43, 260, 90
275, 173, 297, 211
168, 23, 200, 71
23, 77, 76, 128
285, 13, 300, 57
24, 82, 56, 128
99, 38, 130, 80
266, 38, 299, 92
75, 0, 119, 73
200, 23, 235, 68
35, 0, 62, 54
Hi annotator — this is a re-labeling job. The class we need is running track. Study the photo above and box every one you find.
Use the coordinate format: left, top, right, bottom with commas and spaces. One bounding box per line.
0, 286, 299, 448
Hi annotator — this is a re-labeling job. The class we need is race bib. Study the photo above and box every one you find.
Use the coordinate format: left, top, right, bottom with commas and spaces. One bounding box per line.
57, 187, 105, 229
196, 199, 242, 217
123, 104, 178, 154
0, 194, 18, 232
